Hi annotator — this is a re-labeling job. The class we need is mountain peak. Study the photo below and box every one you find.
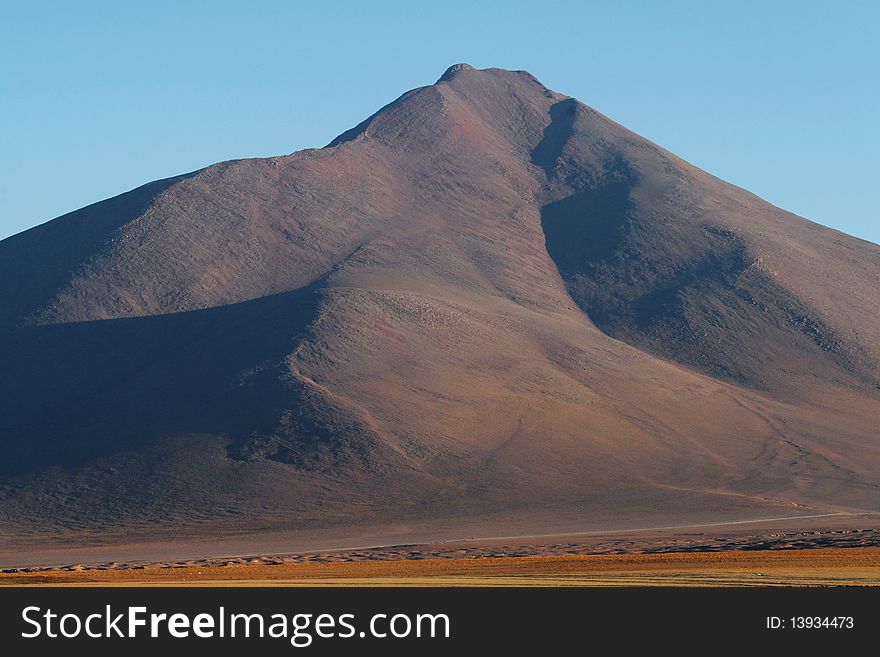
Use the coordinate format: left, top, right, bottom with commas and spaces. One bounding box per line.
437, 63, 476, 82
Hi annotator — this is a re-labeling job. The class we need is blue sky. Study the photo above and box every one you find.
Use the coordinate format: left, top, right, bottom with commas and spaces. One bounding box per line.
1, 0, 877, 243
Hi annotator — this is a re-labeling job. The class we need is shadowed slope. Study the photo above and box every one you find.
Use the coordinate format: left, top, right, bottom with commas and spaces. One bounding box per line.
534, 97, 879, 393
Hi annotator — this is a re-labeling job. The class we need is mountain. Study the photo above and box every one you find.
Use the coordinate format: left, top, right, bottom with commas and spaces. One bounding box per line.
1, 64, 878, 565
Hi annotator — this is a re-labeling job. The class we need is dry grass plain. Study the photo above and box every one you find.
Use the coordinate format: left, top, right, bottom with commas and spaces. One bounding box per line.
3, 548, 879, 587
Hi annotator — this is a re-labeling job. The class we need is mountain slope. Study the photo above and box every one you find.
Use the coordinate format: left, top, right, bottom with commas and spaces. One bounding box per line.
0, 65, 878, 564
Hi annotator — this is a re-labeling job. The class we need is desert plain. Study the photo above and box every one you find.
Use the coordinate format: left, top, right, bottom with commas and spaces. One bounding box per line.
4, 514, 879, 587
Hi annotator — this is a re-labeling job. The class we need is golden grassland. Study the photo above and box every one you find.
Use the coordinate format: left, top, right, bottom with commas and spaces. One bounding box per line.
2, 548, 879, 587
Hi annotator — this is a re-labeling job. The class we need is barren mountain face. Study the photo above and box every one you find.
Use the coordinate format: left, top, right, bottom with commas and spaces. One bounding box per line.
0, 65, 878, 564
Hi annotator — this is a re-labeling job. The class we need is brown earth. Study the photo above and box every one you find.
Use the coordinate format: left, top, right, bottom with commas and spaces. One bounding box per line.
0, 64, 878, 568
3, 548, 879, 588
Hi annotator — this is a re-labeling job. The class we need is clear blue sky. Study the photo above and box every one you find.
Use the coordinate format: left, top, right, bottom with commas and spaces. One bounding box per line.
1, 0, 877, 243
